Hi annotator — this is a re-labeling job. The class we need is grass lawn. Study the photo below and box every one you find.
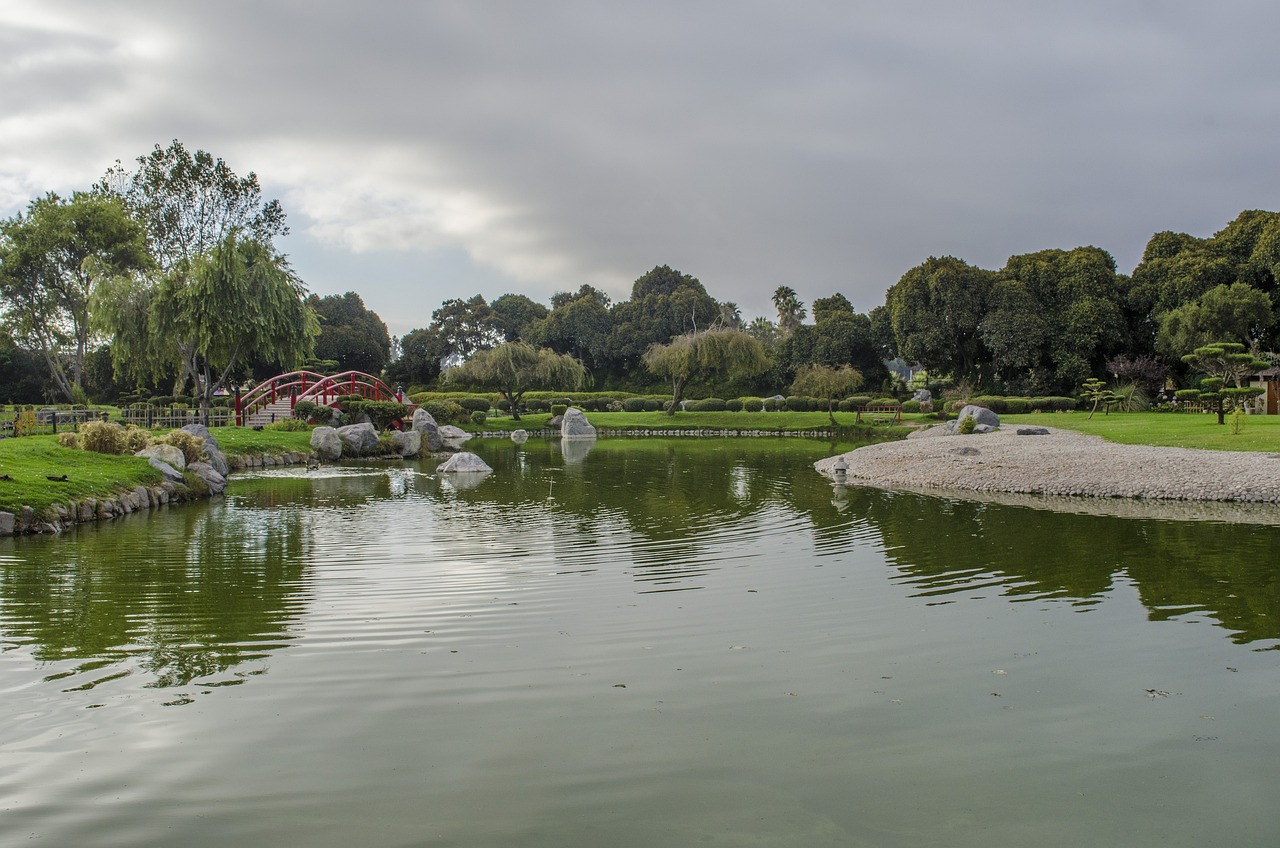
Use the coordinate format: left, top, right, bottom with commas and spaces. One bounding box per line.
0, 436, 163, 514
1002, 411, 1280, 452
469, 410, 914, 434
208, 426, 313, 456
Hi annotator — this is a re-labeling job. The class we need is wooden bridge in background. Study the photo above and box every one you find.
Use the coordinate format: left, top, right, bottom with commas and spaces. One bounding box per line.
237, 370, 405, 427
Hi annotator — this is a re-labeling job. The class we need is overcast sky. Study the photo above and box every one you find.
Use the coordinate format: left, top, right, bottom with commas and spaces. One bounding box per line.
3, 1, 1278, 336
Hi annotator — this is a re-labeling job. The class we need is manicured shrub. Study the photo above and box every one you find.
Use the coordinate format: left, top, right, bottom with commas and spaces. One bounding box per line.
422, 399, 465, 424
644, 399, 661, 412
763, 397, 783, 411
471, 411, 487, 425
725, 398, 743, 412
971, 395, 1007, 413
901, 399, 922, 413
623, 398, 647, 412
551, 404, 568, 417
837, 399, 856, 413
785, 396, 809, 412
292, 400, 318, 421
341, 398, 409, 430
741, 397, 763, 412
79, 419, 124, 454
847, 395, 873, 408
579, 398, 599, 412
456, 397, 491, 413
693, 397, 727, 412
1003, 398, 1029, 414
871, 397, 899, 407
496, 399, 512, 412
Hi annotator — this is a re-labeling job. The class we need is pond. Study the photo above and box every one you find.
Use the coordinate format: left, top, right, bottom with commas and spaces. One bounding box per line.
1, 437, 1277, 847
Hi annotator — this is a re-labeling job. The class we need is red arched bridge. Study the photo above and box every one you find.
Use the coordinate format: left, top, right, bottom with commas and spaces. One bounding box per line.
236, 370, 409, 427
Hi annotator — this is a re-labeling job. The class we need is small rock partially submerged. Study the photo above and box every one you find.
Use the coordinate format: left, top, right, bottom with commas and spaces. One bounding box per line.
437, 452, 492, 473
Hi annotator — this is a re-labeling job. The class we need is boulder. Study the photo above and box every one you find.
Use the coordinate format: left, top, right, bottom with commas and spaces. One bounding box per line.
438, 425, 471, 442
957, 404, 1001, 429
510, 429, 529, 444
181, 423, 219, 450
561, 407, 597, 440
950, 446, 980, 456
188, 461, 227, 494
310, 426, 343, 461
390, 429, 422, 457
912, 388, 932, 405
546, 414, 564, 430
411, 408, 444, 451
1016, 427, 1051, 436
148, 457, 185, 484
0, 511, 14, 536
337, 422, 380, 456
137, 443, 187, 470
437, 452, 492, 473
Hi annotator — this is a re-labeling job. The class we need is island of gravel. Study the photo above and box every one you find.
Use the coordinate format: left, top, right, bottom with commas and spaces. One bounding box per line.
814, 424, 1280, 503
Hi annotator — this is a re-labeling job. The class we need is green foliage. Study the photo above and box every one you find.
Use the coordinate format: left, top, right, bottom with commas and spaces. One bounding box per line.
156, 429, 206, 465
445, 341, 590, 421
339, 397, 408, 431
470, 410, 487, 425
741, 397, 764, 412
623, 398, 647, 412
307, 291, 392, 374
57, 432, 80, 449
421, 399, 464, 424
901, 400, 922, 413
121, 425, 152, 453
454, 397, 492, 412
13, 407, 38, 438
689, 398, 727, 412
725, 398, 743, 412
265, 418, 311, 432
642, 328, 770, 416
957, 416, 977, 435
292, 400, 318, 421
784, 396, 810, 412
551, 404, 568, 417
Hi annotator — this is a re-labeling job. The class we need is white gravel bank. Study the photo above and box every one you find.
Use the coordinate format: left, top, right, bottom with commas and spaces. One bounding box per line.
815, 425, 1280, 503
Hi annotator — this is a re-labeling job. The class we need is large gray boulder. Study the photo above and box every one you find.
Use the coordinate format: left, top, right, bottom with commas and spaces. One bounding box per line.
437, 451, 492, 473
182, 424, 228, 476
137, 443, 187, 471
912, 388, 932, 405
390, 429, 422, 457
188, 461, 227, 494
337, 422, 380, 456
148, 456, 186, 484
561, 407, 597, 440
411, 408, 444, 451
957, 404, 1001, 429
438, 425, 471, 443
310, 426, 343, 461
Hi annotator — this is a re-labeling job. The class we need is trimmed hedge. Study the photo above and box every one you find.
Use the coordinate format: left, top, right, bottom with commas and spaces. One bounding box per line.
741, 397, 764, 412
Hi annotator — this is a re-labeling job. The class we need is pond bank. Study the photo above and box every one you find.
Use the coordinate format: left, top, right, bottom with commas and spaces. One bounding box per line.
815, 425, 1280, 502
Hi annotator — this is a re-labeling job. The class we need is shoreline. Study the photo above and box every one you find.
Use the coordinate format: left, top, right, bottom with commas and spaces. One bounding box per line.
815, 425, 1280, 503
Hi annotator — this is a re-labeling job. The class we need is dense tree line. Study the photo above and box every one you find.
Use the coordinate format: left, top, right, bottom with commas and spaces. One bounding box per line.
4, 140, 1278, 406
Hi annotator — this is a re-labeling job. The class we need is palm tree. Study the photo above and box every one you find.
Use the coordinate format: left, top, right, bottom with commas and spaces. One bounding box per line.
772, 286, 806, 334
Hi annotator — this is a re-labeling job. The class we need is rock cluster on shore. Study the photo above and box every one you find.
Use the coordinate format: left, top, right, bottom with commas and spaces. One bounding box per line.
816, 425, 1280, 502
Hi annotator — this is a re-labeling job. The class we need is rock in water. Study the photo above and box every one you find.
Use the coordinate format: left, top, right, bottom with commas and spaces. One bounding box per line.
411, 408, 444, 451
310, 426, 343, 461
438, 425, 471, 442
437, 452, 492, 473
337, 422, 380, 456
561, 407, 597, 440
510, 429, 529, 444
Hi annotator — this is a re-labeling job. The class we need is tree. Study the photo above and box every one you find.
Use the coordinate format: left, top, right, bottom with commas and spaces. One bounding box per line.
308, 292, 392, 374
772, 286, 807, 334
790, 364, 864, 425
0, 192, 150, 401
1177, 342, 1268, 424
490, 293, 549, 342
886, 257, 994, 384
642, 329, 770, 415
526, 289, 613, 371
428, 295, 503, 363
98, 140, 289, 394
446, 342, 590, 420
1156, 282, 1274, 358
607, 265, 721, 380
385, 326, 449, 388
95, 231, 318, 423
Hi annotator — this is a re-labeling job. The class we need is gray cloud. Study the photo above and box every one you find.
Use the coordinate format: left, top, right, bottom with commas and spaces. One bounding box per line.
3, 1, 1279, 334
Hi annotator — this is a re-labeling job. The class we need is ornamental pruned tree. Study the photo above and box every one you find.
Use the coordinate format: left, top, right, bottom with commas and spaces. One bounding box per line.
790, 364, 864, 425
642, 328, 770, 416
1177, 342, 1267, 424
445, 341, 590, 420
1080, 377, 1118, 420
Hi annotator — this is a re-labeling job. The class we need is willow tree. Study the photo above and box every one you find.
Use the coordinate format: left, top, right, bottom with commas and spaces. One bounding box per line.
93, 230, 318, 423
790, 364, 864, 425
642, 328, 771, 415
446, 341, 589, 420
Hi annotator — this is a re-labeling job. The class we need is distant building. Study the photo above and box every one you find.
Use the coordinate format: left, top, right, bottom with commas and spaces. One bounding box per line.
1248, 367, 1280, 414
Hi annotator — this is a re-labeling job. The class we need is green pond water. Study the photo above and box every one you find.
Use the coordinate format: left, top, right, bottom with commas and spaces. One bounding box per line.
1, 436, 1278, 847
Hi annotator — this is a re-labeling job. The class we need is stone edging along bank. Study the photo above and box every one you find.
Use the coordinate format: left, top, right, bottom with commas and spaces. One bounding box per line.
0, 451, 311, 538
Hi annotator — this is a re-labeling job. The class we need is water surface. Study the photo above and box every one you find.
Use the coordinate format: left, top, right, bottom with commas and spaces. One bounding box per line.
1, 437, 1277, 846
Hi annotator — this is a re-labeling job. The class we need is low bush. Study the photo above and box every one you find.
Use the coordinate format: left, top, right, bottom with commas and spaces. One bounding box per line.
292, 400, 319, 421
763, 397, 783, 411
871, 397, 899, 407
644, 399, 661, 412
958, 416, 977, 434
456, 397, 491, 413
79, 419, 124, 454
471, 411, 487, 425
623, 398, 647, 412
725, 398, 743, 412
421, 399, 465, 424
526, 399, 549, 413
901, 400, 921, 413
846, 395, 872, 408
58, 432, 80, 449
266, 418, 311, 432
157, 429, 206, 465
496, 399, 512, 412
340, 398, 409, 430
691, 397, 727, 412
785, 396, 810, 412
551, 404, 568, 417
121, 425, 152, 454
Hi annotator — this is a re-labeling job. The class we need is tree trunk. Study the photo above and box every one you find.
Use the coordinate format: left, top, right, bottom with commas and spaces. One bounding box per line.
827, 398, 836, 426
667, 378, 688, 416
506, 390, 522, 421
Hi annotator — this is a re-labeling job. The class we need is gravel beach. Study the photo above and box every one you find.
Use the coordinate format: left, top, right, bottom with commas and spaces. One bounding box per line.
815, 425, 1280, 503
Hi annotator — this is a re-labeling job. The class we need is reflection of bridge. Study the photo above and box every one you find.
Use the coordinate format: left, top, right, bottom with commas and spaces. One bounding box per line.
237, 370, 405, 427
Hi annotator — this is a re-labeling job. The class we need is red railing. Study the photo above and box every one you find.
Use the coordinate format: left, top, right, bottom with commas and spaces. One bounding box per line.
236, 370, 407, 425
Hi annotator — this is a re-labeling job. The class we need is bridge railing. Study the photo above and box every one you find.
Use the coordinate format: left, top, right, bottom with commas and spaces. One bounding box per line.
236, 370, 408, 425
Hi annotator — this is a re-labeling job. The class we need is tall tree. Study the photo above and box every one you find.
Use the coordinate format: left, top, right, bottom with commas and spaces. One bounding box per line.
642, 328, 770, 415
490, 293, 549, 342
446, 341, 589, 420
429, 295, 503, 363
1155, 282, 1274, 358
308, 291, 392, 374
95, 231, 318, 423
886, 256, 994, 384
0, 192, 149, 401
608, 265, 721, 379
97, 140, 288, 393
772, 286, 807, 334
